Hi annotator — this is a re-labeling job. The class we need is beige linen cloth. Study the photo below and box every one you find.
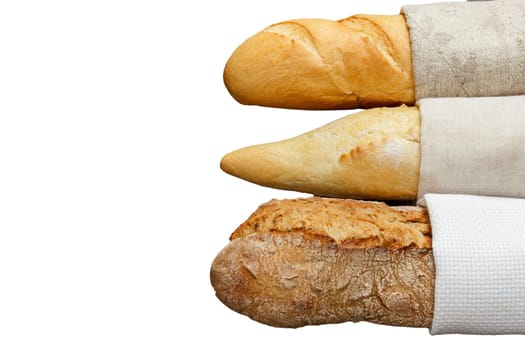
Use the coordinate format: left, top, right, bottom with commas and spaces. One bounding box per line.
402, 0, 525, 99
416, 96, 525, 200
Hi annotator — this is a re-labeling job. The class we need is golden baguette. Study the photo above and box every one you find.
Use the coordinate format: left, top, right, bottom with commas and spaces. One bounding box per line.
220, 105, 420, 201
223, 14, 414, 110
210, 197, 434, 328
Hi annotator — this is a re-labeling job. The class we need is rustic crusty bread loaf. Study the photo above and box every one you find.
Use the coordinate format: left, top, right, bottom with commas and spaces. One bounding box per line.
210, 197, 434, 328
223, 14, 414, 110
220, 105, 420, 201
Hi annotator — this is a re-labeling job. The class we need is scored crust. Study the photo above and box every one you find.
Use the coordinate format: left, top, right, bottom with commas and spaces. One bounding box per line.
223, 14, 414, 109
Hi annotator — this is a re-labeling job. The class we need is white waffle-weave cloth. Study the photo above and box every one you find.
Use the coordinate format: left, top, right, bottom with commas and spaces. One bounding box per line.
419, 194, 525, 335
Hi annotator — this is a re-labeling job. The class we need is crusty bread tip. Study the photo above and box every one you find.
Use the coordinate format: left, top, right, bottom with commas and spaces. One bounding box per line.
224, 14, 415, 110
210, 197, 435, 328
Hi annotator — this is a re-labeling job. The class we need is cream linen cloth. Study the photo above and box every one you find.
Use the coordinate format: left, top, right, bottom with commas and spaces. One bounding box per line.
420, 194, 525, 334
402, 0, 525, 99
417, 96, 525, 200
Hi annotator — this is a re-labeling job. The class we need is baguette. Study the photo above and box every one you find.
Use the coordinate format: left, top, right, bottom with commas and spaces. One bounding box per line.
223, 14, 414, 110
210, 197, 434, 328
220, 105, 420, 201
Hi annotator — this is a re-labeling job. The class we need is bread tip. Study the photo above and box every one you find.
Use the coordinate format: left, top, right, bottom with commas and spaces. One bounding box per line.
220, 147, 266, 187
219, 151, 235, 176
223, 60, 251, 106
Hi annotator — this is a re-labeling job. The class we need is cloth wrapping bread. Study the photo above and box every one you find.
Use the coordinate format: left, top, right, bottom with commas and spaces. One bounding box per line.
420, 194, 525, 335
402, 0, 525, 100
211, 195, 525, 334
221, 96, 525, 201
223, 0, 525, 109
417, 96, 525, 200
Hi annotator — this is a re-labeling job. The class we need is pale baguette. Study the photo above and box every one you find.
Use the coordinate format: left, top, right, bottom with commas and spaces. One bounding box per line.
210, 197, 434, 328
224, 14, 414, 109
220, 105, 420, 201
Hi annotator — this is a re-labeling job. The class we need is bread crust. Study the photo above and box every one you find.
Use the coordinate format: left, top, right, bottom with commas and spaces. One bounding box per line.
211, 233, 434, 328
231, 197, 430, 248
220, 105, 421, 201
223, 14, 415, 110
210, 197, 435, 328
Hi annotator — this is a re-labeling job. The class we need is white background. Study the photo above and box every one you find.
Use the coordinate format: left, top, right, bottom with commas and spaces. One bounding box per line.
0, 0, 522, 349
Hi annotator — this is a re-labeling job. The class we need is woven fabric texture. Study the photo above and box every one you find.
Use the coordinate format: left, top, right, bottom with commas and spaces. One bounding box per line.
402, 0, 525, 99
421, 194, 525, 335
417, 96, 525, 200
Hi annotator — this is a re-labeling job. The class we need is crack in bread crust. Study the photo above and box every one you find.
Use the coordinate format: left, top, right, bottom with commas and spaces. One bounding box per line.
230, 197, 431, 249
211, 231, 435, 328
